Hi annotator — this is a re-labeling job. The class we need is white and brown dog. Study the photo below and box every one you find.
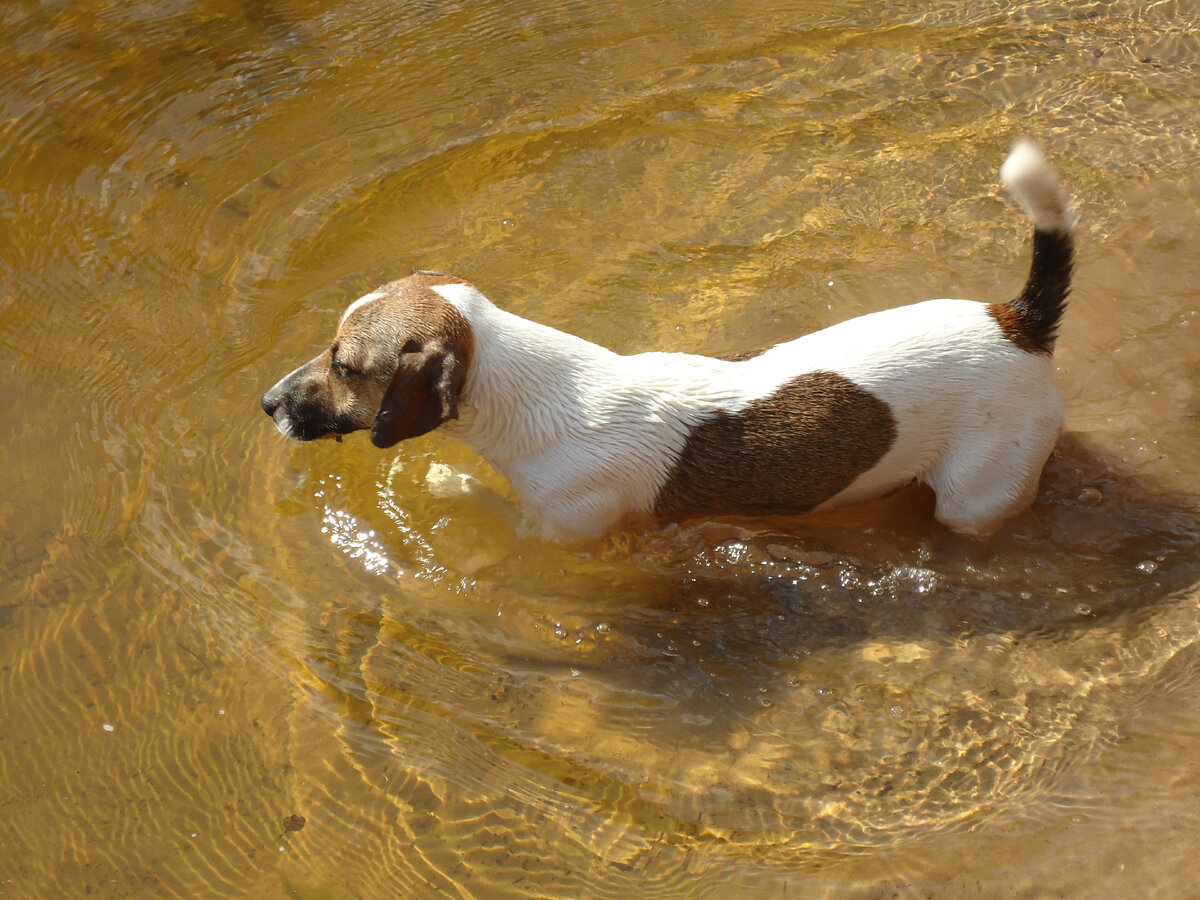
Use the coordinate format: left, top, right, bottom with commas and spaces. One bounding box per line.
262, 140, 1074, 540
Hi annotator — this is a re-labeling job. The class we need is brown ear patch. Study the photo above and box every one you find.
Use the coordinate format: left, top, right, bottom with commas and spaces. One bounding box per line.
653, 370, 897, 517
358, 275, 475, 448
370, 341, 466, 448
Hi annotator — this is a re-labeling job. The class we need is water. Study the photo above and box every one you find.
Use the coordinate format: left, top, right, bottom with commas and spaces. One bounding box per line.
3, 1, 1200, 897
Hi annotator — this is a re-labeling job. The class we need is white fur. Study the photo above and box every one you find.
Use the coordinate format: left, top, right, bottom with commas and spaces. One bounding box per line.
1000, 138, 1074, 233
435, 283, 1063, 539
338, 289, 386, 328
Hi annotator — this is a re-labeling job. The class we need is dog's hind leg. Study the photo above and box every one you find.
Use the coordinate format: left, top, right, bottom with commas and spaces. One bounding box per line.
924, 414, 1061, 535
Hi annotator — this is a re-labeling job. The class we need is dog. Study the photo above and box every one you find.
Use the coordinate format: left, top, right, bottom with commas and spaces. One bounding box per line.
262, 140, 1074, 541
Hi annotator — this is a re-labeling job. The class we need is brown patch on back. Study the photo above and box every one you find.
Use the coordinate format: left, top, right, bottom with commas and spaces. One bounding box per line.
653, 371, 897, 517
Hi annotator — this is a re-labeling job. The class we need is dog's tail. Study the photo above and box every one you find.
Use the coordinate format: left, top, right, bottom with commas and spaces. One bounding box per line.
996, 139, 1075, 353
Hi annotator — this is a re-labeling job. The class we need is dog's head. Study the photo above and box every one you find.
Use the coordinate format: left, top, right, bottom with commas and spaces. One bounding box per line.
261, 272, 474, 448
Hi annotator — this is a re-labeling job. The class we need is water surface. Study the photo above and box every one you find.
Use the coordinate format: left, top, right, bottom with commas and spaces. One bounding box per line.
3, 1, 1200, 897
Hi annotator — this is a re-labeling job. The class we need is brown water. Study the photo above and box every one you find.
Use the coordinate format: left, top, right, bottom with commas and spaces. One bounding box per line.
3, 1, 1200, 897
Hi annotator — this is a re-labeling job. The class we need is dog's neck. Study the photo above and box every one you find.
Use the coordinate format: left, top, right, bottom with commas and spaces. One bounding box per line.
432, 283, 628, 470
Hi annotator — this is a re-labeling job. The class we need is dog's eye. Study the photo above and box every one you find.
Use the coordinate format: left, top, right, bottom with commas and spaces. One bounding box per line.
330, 356, 358, 378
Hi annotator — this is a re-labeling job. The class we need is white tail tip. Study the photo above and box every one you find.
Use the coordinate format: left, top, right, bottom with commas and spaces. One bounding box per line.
1000, 139, 1075, 234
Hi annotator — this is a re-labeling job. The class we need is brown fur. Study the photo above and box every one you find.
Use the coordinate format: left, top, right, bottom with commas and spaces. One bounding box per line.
987, 302, 1045, 354
653, 370, 898, 517
260, 273, 474, 444
986, 227, 1073, 354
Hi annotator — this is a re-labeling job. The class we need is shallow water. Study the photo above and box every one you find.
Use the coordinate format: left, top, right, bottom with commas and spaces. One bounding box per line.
3, 0, 1200, 897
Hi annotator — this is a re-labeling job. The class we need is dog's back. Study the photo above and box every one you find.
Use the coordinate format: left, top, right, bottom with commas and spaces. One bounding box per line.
651, 140, 1076, 536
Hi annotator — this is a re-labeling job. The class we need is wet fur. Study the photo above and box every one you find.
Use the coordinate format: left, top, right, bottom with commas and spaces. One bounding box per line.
262, 140, 1075, 540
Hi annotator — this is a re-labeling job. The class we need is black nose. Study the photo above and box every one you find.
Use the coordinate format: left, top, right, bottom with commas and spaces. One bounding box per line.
261, 386, 280, 417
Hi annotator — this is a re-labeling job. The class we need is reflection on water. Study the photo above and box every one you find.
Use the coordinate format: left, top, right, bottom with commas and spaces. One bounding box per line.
2, 0, 1200, 897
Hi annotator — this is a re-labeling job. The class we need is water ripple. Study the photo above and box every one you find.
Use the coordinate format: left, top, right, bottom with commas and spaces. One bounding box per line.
5, 0, 1200, 895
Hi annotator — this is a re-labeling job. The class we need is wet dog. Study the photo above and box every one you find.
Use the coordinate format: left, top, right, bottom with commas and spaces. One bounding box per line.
262, 140, 1074, 540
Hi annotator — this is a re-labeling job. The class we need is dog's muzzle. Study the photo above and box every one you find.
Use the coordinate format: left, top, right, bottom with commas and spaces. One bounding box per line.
261, 367, 334, 441
261, 382, 303, 440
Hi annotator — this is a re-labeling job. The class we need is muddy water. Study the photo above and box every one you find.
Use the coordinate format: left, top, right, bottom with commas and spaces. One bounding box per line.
3, 1, 1200, 897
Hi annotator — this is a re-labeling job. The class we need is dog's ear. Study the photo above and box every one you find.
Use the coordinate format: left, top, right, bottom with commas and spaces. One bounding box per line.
370, 341, 466, 448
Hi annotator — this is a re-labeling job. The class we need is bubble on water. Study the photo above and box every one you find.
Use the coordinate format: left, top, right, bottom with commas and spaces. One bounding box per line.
102, 723, 115, 732
594, 622, 611, 634
1136, 560, 1159, 574
1074, 603, 1093, 616
1075, 486, 1103, 506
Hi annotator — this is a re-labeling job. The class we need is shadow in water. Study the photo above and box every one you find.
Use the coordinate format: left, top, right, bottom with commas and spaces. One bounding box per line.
276, 428, 1200, 865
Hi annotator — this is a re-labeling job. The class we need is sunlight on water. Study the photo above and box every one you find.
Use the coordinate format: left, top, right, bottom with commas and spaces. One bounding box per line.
2, 0, 1200, 897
